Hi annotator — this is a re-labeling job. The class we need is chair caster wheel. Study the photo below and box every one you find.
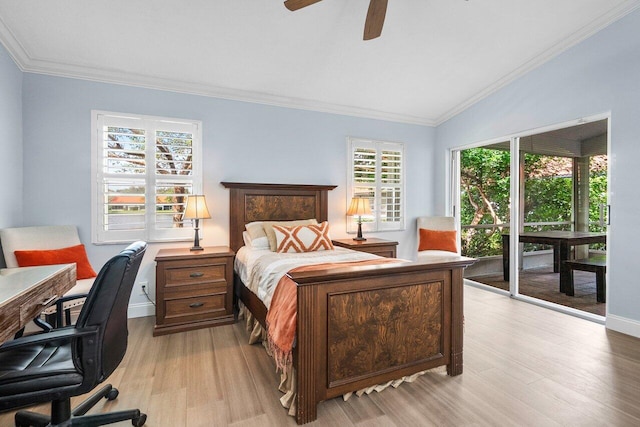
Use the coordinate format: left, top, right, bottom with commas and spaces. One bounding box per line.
106, 388, 119, 400
132, 412, 147, 426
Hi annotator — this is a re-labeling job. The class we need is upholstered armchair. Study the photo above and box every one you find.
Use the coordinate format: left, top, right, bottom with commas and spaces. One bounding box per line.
0, 225, 97, 327
416, 216, 462, 262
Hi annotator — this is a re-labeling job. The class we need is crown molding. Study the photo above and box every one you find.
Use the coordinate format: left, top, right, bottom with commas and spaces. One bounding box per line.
2, 1, 639, 128
434, 0, 640, 125
0, 14, 30, 68
27, 59, 436, 126
0, 19, 436, 127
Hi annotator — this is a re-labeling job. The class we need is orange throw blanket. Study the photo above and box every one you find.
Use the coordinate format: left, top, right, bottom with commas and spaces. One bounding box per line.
265, 258, 400, 371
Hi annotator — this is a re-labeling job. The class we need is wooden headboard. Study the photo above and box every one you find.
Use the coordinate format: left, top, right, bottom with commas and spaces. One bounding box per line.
221, 182, 337, 252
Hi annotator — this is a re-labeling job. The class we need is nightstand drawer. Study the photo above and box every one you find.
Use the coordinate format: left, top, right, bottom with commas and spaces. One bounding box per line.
164, 281, 227, 299
361, 247, 396, 258
165, 265, 225, 287
164, 294, 226, 324
164, 280, 227, 300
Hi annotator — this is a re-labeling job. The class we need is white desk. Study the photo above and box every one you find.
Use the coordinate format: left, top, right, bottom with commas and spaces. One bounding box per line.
0, 264, 76, 344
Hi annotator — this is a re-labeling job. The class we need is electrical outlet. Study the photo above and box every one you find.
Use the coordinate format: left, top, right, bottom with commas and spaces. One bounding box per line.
139, 281, 148, 296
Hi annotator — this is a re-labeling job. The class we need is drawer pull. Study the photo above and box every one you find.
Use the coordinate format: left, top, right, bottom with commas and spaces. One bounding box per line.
189, 302, 204, 308
41, 295, 58, 306
190, 272, 204, 278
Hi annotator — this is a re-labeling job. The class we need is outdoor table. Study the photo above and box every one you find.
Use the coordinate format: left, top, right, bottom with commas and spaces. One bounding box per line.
501, 231, 607, 293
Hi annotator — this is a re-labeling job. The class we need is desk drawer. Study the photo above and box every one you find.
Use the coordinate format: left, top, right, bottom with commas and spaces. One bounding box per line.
164, 294, 226, 324
19, 287, 58, 328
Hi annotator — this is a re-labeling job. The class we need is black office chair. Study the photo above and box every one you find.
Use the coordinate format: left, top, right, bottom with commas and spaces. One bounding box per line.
0, 241, 148, 427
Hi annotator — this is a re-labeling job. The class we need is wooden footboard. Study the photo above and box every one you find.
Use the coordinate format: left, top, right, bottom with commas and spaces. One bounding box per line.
235, 259, 472, 424
289, 259, 472, 424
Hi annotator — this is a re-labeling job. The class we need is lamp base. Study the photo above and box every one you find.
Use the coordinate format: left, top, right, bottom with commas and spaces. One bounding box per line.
353, 220, 366, 241
190, 222, 204, 251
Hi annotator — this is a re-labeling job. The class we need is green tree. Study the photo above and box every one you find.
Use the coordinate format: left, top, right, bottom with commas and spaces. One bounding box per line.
460, 148, 511, 257
460, 149, 607, 258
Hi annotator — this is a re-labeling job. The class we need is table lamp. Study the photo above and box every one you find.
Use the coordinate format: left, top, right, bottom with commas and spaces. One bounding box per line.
183, 195, 211, 251
346, 196, 372, 241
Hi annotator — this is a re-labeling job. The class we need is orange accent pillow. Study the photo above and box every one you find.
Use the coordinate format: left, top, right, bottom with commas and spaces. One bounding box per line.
418, 228, 458, 253
14, 244, 97, 279
273, 221, 334, 253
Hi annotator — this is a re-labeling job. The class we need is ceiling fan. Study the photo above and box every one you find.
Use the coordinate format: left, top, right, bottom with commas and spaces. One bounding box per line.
284, 0, 388, 40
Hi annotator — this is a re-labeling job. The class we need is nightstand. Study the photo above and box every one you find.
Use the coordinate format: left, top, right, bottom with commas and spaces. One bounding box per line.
332, 238, 398, 258
154, 246, 235, 336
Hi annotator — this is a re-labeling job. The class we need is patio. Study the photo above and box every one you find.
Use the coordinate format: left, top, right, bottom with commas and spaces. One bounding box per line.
467, 267, 605, 317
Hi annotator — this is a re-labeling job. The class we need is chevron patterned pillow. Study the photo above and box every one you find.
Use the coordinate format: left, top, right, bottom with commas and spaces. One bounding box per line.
273, 221, 334, 253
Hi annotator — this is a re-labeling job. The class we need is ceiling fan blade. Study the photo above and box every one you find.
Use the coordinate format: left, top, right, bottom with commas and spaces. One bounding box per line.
363, 0, 387, 40
284, 0, 323, 11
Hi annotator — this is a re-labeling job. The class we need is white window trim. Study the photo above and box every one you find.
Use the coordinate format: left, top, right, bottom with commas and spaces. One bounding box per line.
91, 110, 203, 244
347, 137, 405, 233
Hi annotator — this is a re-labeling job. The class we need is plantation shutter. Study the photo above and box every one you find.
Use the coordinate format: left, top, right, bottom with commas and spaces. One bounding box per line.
348, 138, 405, 233
93, 112, 202, 243
379, 145, 403, 230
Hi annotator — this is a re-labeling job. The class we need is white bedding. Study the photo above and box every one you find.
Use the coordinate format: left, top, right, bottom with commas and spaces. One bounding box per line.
234, 246, 381, 309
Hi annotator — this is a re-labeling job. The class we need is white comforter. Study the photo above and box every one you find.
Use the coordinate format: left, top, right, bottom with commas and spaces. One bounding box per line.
234, 246, 381, 309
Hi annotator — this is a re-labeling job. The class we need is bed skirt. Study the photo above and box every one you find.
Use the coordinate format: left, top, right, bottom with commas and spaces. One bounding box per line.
239, 304, 427, 417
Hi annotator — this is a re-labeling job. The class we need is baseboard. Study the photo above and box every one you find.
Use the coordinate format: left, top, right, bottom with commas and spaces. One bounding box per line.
606, 314, 640, 339
127, 301, 155, 319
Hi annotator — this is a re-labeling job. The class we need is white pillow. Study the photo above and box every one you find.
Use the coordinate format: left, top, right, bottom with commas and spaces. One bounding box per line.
245, 221, 266, 241
242, 231, 270, 250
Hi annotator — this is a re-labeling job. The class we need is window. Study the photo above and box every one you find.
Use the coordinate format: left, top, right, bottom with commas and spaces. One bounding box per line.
347, 137, 404, 233
91, 111, 202, 243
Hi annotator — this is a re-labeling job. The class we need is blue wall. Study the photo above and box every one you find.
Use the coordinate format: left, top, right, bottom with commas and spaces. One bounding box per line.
0, 43, 23, 237
436, 8, 640, 335
20, 74, 434, 309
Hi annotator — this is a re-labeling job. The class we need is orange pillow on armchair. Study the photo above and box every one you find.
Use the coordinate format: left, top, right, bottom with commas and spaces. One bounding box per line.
418, 228, 458, 253
14, 244, 97, 279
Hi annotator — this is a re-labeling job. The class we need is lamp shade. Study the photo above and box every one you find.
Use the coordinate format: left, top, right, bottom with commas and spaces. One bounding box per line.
346, 197, 372, 217
183, 195, 211, 220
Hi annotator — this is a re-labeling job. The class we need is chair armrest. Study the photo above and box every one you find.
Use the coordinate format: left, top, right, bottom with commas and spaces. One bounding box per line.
0, 326, 99, 353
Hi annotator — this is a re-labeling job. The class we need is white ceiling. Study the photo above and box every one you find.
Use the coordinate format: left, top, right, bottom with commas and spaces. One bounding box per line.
1, 0, 638, 125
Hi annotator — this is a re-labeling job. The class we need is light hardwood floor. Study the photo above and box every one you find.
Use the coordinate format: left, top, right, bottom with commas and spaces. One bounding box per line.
2, 285, 640, 426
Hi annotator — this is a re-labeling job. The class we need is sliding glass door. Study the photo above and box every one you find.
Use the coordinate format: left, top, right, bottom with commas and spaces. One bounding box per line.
452, 117, 609, 320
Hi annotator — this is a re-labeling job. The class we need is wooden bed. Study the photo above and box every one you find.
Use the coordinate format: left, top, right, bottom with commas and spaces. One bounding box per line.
222, 182, 475, 424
